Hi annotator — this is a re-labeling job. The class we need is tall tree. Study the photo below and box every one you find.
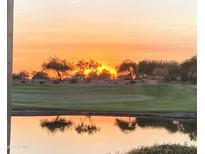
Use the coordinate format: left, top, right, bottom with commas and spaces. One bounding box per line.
42, 56, 73, 81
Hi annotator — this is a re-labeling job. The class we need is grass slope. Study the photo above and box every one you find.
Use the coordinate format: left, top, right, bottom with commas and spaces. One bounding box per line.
12, 83, 197, 112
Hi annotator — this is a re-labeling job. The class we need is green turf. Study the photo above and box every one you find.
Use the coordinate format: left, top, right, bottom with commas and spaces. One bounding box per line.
11, 83, 197, 112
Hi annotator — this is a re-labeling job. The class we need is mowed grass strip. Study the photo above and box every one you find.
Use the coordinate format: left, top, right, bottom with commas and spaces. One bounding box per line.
12, 83, 197, 112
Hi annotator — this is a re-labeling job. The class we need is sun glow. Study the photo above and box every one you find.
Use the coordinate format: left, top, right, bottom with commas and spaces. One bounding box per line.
83, 64, 117, 79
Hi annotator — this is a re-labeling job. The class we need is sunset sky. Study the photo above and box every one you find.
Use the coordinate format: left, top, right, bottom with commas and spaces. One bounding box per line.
13, 0, 196, 72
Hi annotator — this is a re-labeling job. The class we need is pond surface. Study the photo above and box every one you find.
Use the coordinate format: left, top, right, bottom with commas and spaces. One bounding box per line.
11, 115, 196, 154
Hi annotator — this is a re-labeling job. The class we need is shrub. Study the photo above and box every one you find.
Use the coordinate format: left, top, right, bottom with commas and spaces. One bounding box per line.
126, 144, 196, 154
32, 71, 49, 80
12, 70, 29, 80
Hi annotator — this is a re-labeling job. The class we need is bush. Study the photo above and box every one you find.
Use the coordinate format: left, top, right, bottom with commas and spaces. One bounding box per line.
126, 144, 196, 154
32, 71, 49, 80
12, 70, 29, 80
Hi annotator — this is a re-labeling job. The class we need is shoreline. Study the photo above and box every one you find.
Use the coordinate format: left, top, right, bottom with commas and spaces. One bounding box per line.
12, 109, 197, 119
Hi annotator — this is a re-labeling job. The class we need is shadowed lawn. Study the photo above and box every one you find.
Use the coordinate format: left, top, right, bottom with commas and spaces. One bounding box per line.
12, 83, 196, 112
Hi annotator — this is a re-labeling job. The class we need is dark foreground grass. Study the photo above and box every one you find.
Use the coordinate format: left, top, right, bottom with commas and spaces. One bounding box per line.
126, 144, 197, 154
12, 83, 197, 112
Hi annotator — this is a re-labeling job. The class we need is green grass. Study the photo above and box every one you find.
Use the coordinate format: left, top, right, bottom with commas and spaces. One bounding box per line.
12, 83, 197, 112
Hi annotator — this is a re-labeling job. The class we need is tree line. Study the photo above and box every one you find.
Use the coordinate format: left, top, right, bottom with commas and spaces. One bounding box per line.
12, 55, 197, 83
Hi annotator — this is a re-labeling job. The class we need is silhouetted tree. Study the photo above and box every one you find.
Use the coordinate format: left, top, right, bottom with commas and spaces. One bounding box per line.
32, 71, 49, 80
97, 69, 112, 80
138, 60, 166, 77
12, 70, 29, 80
42, 56, 73, 81
179, 56, 197, 83
76, 59, 101, 75
164, 62, 180, 81
117, 60, 138, 80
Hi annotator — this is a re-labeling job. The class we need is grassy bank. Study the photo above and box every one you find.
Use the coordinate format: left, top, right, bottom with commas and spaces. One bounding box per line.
126, 144, 196, 154
12, 83, 197, 112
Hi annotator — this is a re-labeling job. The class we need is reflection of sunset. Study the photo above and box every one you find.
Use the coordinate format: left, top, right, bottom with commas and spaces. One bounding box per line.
11, 116, 196, 154
13, 0, 196, 73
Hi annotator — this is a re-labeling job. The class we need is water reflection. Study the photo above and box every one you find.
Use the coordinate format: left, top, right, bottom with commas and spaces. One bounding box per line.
136, 117, 178, 133
75, 116, 100, 135
115, 117, 137, 134
176, 121, 197, 141
39, 116, 196, 141
136, 117, 197, 141
40, 116, 100, 135
12, 115, 196, 154
40, 116, 72, 134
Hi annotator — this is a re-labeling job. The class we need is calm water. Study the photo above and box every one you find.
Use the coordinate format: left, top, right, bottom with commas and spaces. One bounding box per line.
11, 115, 196, 154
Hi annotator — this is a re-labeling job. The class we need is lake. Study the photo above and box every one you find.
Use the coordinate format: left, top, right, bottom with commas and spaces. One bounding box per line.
11, 115, 196, 154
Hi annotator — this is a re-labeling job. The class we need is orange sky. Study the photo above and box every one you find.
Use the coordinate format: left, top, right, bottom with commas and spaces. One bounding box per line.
13, 0, 196, 72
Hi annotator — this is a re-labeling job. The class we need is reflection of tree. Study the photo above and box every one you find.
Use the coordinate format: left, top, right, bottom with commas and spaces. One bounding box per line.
40, 116, 100, 135
136, 117, 197, 141
177, 121, 197, 141
137, 118, 178, 133
75, 123, 100, 135
40, 116, 72, 134
115, 117, 137, 134
75, 116, 100, 135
